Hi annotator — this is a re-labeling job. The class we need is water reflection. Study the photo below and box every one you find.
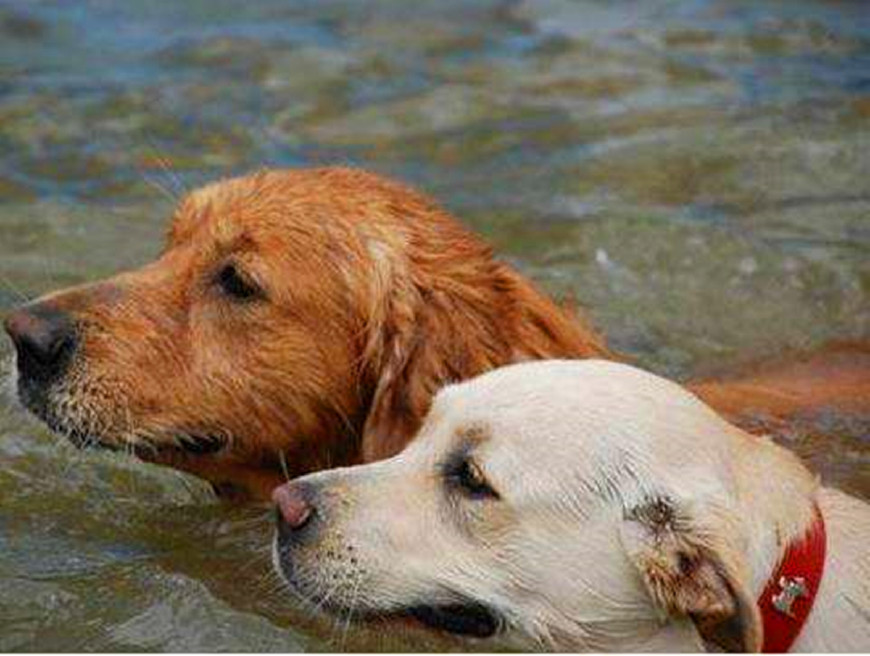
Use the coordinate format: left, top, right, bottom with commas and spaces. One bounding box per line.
0, 0, 867, 650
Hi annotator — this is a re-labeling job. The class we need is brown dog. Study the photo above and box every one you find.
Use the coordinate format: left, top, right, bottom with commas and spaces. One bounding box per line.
4, 168, 869, 499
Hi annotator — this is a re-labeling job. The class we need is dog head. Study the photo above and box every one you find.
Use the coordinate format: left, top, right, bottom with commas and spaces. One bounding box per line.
3, 168, 605, 498
272, 360, 762, 651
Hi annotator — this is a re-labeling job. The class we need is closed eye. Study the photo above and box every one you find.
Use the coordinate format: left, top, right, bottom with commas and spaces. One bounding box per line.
216, 263, 263, 301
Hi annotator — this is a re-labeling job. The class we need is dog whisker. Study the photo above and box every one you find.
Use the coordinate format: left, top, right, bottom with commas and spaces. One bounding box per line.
142, 135, 187, 197
337, 570, 364, 649
278, 449, 291, 485
0, 270, 29, 302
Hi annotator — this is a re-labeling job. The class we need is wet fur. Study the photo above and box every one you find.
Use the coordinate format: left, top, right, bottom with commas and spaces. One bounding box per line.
5, 167, 869, 498
272, 361, 870, 651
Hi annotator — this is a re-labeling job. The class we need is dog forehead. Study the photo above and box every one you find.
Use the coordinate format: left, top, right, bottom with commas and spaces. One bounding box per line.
168, 167, 419, 243
430, 360, 728, 463
167, 186, 360, 267
170, 184, 284, 246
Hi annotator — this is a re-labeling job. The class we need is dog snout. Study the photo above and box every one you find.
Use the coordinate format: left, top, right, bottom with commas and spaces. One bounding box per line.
4, 304, 77, 383
273, 481, 316, 532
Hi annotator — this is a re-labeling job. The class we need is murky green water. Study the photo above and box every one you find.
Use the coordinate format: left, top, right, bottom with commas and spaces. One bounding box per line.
0, 0, 868, 651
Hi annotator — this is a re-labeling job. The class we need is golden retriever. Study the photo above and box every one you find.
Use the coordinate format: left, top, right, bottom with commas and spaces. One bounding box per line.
271, 360, 870, 651
3, 168, 869, 499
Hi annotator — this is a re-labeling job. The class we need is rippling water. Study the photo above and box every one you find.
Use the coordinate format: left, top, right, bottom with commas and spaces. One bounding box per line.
0, 0, 868, 650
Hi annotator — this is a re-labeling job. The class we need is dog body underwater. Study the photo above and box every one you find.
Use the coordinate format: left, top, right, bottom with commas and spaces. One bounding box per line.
272, 360, 870, 652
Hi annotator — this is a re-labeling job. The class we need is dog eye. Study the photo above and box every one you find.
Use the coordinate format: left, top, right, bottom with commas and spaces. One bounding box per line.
216, 264, 261, 301
451, 458, 499, 500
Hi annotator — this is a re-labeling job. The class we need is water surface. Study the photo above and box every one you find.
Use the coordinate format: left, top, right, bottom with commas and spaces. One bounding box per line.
0, 0, 868, 650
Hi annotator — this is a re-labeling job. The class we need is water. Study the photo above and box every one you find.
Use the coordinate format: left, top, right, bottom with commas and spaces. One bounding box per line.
0, 0, 868, 650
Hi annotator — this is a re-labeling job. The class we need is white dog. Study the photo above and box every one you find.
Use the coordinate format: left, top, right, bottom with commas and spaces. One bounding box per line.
272, 360, 870, 651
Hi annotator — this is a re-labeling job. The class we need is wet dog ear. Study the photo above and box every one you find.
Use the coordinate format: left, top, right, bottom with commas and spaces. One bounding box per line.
357, 234, 506, 463
619, 496, 761, 653
356, 226, 608, 463
359, 286, 442, 462
357, 240, 457, 462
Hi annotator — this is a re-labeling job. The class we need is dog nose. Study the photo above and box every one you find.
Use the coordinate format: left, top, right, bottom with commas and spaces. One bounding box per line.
4, 305, 77, 379
273, 482, 314, 530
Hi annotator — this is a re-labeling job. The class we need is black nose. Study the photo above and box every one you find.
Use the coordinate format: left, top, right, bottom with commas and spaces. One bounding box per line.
4, 304, 77, 383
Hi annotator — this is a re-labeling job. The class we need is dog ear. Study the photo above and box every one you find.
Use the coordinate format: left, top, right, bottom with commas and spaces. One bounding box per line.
357, 248, 454, 462
619, 496, 762, 652
359, 301, 435, 462
358, 235, 509, 462
356, 227, 609, 463
361, 281, 495, 462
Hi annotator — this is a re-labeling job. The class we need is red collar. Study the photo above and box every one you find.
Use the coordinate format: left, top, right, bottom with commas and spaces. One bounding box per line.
757, 503, 827, 653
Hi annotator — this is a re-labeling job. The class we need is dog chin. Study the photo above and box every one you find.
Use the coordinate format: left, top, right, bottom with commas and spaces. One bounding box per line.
275, 561, 502, 640
287, 589, 503, 640
18, 385, 228, 459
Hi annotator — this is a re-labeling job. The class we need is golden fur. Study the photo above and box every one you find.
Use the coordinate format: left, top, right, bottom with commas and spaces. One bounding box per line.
4, 168, 868, 499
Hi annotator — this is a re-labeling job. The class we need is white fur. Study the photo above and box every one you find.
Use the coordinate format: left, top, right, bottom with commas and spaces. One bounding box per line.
275, 360, 870, 651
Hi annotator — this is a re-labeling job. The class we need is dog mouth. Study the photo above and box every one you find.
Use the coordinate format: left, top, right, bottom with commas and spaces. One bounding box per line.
405, 602, 501, 638
90, 430, 229, 459
53, 422, 228, 458
311, 599, 502, 639
20, 389, 228, 458
9, 345, 230, 459
19, 390, 230, 462
275, 543, 501, 639
138, 432, 229, 457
